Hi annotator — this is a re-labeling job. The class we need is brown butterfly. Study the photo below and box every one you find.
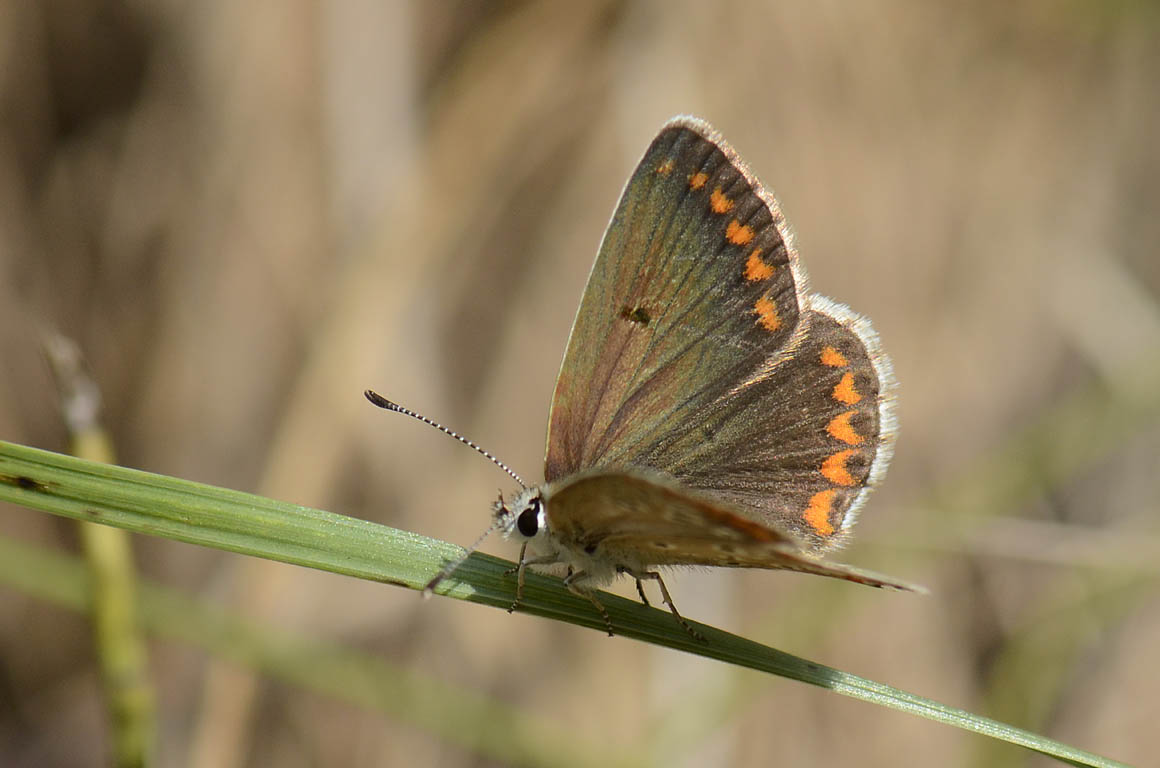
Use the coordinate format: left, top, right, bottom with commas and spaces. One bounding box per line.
369, 116, 922, 639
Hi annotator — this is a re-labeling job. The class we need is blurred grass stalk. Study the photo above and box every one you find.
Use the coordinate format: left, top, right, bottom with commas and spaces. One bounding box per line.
73, 431, 155, 768
0, 531, 642, 768
44, 334, 155, 768
0, 438, 1132, 768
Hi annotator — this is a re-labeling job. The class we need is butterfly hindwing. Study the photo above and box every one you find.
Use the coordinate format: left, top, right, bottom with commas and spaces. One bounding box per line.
643, 298, 896, 553
545, 472, 917, 590
542, 471, 800, 556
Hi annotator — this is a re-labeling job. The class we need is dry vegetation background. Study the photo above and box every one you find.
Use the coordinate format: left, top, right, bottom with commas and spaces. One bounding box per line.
2, 1, 1159, 767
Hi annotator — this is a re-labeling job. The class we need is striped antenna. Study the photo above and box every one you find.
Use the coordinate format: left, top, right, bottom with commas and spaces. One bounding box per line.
364, 390, 524, 595
364, 390, 525, 488
421, 512, 507, 596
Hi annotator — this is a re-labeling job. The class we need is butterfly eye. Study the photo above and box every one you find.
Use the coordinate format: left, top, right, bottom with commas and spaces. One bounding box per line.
516, 499, 541, 537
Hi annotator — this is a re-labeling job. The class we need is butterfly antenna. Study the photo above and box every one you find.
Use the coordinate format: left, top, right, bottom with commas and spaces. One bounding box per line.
421, 513, 506, 596
364, 390, 526, 488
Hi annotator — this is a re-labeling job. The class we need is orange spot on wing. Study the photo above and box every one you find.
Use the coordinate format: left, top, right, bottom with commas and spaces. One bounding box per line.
821, 448, 859, 486
656, 157, 675, 175
821, 346, 849, 367
826, 410, 865, 445
804, 491, 836, 536
832, 372, 862, 404
745, 249, 774, 281
726, 219, 755, 245
754, 296, 782, 332
689, 172, 709, 190
710, 187, 734, 213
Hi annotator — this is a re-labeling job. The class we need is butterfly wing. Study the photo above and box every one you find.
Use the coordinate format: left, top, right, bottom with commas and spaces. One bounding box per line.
545, 117, 896, 554
544, 472, 919, 590
641, 298, 896, 554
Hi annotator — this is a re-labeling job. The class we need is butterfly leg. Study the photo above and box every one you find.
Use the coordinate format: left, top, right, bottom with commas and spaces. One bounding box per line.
563, 570, 614, 637
507, 543, 529, 613
624, 568, 705, 643
504, 544, 562, 614
617, 566, 652, 607
634, 578, 650, 607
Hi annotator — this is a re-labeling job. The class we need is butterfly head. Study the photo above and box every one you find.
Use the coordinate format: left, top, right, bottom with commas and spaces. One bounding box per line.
495, 486, 550, 543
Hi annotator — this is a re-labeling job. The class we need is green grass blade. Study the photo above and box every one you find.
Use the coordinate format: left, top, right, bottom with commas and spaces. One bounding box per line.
0, 533, 646, 768
0, 440, 1129, 768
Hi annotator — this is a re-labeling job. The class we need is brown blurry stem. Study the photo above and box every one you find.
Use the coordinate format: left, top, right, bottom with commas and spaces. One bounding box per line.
44, 334, 155, 768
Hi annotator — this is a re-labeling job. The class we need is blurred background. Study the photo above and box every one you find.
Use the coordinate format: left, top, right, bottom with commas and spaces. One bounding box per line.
1, 1, 1158, 766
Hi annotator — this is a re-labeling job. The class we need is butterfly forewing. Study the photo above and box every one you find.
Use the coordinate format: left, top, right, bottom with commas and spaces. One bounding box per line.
546, 118, 807, 481
545, 117, 896, 556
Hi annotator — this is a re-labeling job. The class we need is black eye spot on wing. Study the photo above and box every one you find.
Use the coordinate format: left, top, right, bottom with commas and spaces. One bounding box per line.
618, 306, 651, 326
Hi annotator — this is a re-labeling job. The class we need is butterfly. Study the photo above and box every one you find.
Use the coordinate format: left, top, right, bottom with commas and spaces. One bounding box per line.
369, 116, 922, 639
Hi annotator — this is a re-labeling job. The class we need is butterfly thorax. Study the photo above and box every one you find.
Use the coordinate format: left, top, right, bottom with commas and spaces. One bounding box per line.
494, 465, 921, 598
498, 482, 631, 586
503, 469, 800, 579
